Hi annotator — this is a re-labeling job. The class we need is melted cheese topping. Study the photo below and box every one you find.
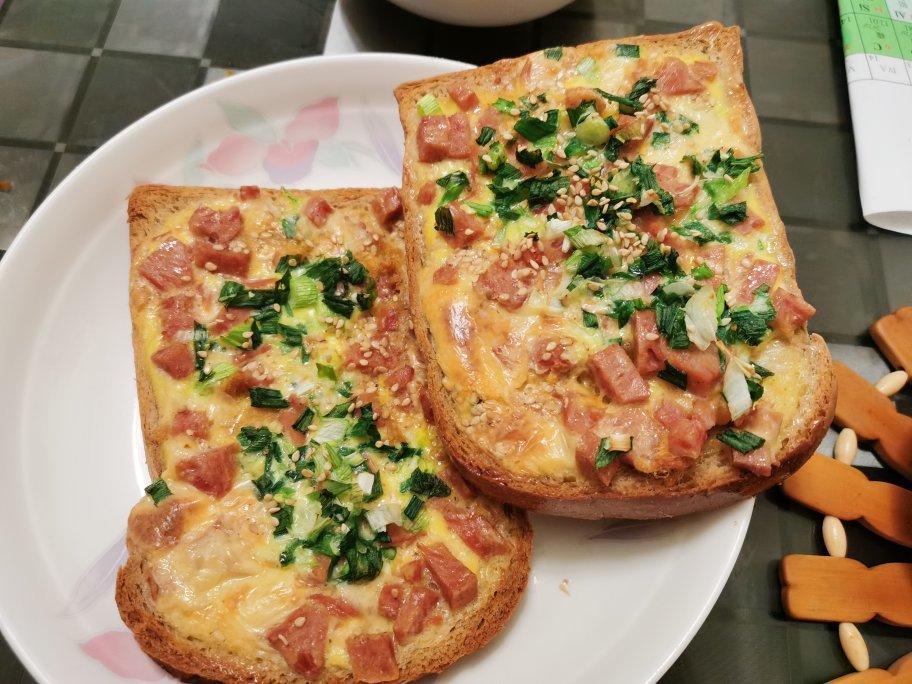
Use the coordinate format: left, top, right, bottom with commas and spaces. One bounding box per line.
128, 189, 519, 674
405, 38, 813, 484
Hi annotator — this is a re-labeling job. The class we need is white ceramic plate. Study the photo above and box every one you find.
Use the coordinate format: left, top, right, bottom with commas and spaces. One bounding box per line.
0, 53, 752, 684
384, 0, 573, 27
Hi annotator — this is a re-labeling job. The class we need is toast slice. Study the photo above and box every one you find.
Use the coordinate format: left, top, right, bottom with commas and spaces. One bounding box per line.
394, 23, 835, 519
117, 184, 531, 683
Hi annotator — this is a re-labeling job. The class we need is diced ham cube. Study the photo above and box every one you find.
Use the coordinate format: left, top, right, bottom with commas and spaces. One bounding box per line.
432, 263, 459, 285
772, 287, 816, 333
160, 294, 194, 341
393, 585, 439, 643
138, 239, 193, 290
630, 310, 666, 376
657, 58, 716, 95
378, 582, 404, 619
267, 604, 329, 679
447, 83, 479, 111
372, 188, 402, 226
440, 465, 474, 499
386, 523, 420, 548
664, 345, 722, 396
127, 497, 190, 551
305, 197, 334, 227
192, 241, 251, 277
564, 87, 610, 116
388, 365, 414, 395
209, 306, 251, 335
734, 211, 765, 234
737, 258, 780, 302
418, 543, 478, 610
189, 206, 243, 245
310, 594, 360, 618
729, 404, 784, 476
476, 260, 532, 311
588, 345, 650, 404
238, 185, 260, 200
417, 114, 472, 163
560, 395, 620, 486
175, 444, 237, 498
346, 633, 399, 683
653, 163, 699, 209
655, 400, 709, 462
170, 409, 210, 439
531, 337, 574, 375
151, 342, 195, 379
431, 499, 508, 559
444, 204, 485, 249
418, 181, 437, 205
222, 369, 267, 397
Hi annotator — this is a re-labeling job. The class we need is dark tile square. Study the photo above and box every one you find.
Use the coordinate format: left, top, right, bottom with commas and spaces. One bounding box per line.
539, 15, 642, 47
0, 0, 114, 48
0, 145, 54, 248
560, 0, 645, 23
0, 47, 88, 141
746, 36, 847, 125
204, 0, 333, 69
49, 152, 89, 193
68, 54, 198, 147
431, 22, 535, 65
326, 0, 430, 55
876, 230, 912, 312
760, 121, 861, 224
786, 224, 885, 339
644, 0, 737, 25
106, 0, 219, 57
737, 0, 837, 40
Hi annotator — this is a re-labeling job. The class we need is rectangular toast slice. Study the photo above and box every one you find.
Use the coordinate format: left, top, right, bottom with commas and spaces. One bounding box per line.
117, 184, 531, 682
395, 23, 834, 519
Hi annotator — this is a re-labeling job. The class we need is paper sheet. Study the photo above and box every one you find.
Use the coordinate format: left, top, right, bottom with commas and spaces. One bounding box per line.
840, 0, 912, 234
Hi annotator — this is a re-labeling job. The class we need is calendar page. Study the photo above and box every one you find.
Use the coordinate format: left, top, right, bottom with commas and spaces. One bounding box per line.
839, 0, 912, 234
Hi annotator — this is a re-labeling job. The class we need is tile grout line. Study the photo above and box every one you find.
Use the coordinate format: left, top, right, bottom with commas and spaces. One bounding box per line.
29, 0, 124, 212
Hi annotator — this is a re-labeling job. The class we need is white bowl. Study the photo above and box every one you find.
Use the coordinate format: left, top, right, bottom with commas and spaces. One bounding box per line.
385, 0, 574, 27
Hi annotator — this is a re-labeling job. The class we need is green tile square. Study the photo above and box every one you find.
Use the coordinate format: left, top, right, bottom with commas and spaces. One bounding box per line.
0, 0, 114, 48
0, 47, 88, 141
0, 146, 54, 249
760, 121, 862, 224
786, 224, 885, 339
105, 0, 219, 57
204, 0, 333, 69
68, 54, 198, 147
746, 36, 847, 125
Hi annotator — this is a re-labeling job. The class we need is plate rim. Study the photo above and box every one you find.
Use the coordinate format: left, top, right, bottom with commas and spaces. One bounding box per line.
0, 51, 753, 684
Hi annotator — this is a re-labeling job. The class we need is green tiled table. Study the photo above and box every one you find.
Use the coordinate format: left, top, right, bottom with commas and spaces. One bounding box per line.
1, 0, 910, 681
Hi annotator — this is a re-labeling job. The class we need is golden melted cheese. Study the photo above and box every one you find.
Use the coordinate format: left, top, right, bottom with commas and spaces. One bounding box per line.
127, 188, 519, 673
404, 37, 813, 483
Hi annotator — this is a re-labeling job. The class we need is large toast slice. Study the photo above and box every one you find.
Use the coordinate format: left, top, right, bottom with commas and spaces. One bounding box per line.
117, 184, 531, 682
394, 23, 835, 519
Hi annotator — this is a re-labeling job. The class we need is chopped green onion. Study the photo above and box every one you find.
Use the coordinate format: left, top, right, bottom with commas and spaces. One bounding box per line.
492, 98, 516, 114
434, 206, 454, 235
544, 46, 564, 60
658, 362, 688, 390
594, 438, 626, 469
582, 310, 598, 328
576, 56, 597, 78
281, 215, 299, 238
403, 495, 424, 520
475, 126, 495, 146
692, 264, 714, 280
717, 429, 765, 453
144, 479, 171, 505
248, 387, 289, 409
651, 131, 670, 148
417, 93, 442, 116
615, 43, 640, 58
289, 274, 320, 309
463, 201, 494, 217
316, 363, 337, 381
436, 171, 470, 205
292, 407, 315, 433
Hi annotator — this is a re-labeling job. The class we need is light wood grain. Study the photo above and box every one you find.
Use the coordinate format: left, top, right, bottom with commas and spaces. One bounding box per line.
870, 307, 912, 376
833, 362, 912, 481
780, 555, 912, 627
782, 453, 912, 548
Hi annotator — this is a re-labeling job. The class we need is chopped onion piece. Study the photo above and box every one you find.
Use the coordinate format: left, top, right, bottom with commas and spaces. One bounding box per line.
311, 418, 347, 444
723, 360, 752, 421
356, 471, 375, 495
684, 286, 717, 350
365, 503, 402, 532
544, 217, 574, 240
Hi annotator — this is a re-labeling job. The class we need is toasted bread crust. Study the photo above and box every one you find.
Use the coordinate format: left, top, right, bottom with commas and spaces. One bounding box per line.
120, 184, 533, 682
395, 23, 835, 519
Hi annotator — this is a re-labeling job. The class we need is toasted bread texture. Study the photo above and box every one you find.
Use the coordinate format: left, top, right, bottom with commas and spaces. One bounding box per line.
118, 184, 532, 682
395, 23, 835, 518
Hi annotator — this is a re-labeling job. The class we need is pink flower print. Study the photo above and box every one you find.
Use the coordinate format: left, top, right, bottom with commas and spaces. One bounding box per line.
80, 630, 166, 680
202, 133, 262, 176
203, 97, 340, 184
285, 97, 339, 142
263, 139, 319, 184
